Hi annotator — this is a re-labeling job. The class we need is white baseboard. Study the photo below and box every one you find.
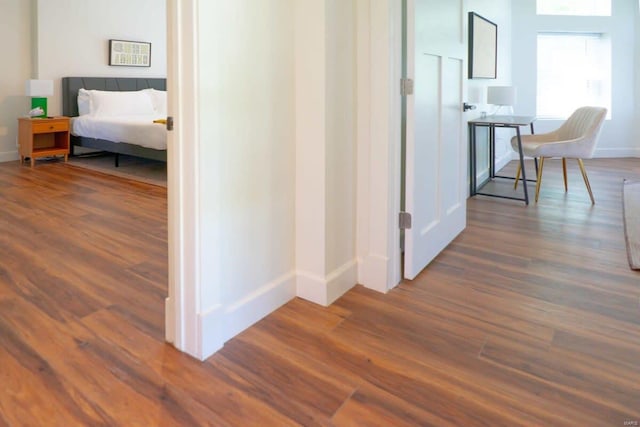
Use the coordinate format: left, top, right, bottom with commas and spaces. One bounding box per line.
296, 272, 326, 305
505, 148, 639, 160
476, 151, 516, 183
199, 303, 224, 360
357, 253, 391, 293
325, 259, 357, 304
496, 151, 514, 171
0, 151, 19, 162
505, 149, 639, 159
182, 272, 297, 361
165, 298, 224, 361
221, 271, 296, 345
297, 259, 358, 306
594, 148, 640, 158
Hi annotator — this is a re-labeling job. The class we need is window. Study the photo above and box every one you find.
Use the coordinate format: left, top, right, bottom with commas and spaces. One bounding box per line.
537, 33, 611, 119
537, 0, 611, 16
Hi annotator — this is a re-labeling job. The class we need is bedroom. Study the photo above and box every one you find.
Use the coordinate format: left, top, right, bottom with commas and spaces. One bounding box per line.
0, 0, 168, 174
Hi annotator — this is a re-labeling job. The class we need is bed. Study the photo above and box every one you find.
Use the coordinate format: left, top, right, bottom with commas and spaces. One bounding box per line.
62, 77, 167, 163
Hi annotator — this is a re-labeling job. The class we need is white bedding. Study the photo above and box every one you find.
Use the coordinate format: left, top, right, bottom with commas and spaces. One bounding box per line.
71, 115, 167, 150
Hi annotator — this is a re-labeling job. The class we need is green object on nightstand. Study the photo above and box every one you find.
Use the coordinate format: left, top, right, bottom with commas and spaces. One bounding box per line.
31, 97, 47, 118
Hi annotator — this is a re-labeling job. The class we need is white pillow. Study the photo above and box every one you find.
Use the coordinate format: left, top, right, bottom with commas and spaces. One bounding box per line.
147, 89, 167, 115
77, 88, 91, 115
89, 89, 155, 117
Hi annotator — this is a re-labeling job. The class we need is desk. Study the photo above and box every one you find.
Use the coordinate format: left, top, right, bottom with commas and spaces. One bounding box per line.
468, 115, 536, 205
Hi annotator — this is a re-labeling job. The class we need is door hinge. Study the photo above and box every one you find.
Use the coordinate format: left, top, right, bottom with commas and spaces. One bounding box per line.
399, 211, 412, 230
400, 78, 414, 96
166, 116, 174, 131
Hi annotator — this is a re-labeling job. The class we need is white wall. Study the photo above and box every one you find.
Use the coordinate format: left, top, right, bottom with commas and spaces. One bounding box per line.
467, 0, 513, 104
512, 0, 638, 157
183, 0, 361, 357
467, 0, 514, 181
196, 0, 298, 347
295, 0, 358, 306
325, 0, 357, 292
36, 0, 167, 116
0, 0, 32, 161
295, 0, 329, 303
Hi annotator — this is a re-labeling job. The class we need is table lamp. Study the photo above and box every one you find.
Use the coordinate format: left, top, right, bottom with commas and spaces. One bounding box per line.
487, 86, 516, 115
25, 79, 54, 118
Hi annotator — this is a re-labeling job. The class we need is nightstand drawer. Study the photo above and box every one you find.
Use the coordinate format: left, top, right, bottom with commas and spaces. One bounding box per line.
31, 120, 69, 133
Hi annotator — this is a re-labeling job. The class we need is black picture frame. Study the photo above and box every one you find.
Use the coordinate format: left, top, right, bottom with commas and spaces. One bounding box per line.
109, 39, 152, 67
468, 12, 497, 79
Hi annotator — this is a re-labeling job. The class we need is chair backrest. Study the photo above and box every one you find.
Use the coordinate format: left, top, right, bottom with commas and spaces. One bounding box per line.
554, 106, 607, 158
556, 106, 607, 140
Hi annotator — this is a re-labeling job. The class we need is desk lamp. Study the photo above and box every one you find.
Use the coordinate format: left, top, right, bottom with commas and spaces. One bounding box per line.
487, 86, 516, 115
25, 79, 54, 118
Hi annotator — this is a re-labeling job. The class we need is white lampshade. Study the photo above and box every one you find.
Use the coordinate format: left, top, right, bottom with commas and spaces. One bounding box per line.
25, 79, 54, 97
487, 86, 516, 106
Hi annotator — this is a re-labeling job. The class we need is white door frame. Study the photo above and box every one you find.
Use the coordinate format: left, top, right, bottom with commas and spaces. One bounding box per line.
355, 0, 403, 293
165, 0, 201, 358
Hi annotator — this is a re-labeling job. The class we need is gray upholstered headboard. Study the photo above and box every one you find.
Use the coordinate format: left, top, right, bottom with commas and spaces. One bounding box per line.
61, 77, 166, 117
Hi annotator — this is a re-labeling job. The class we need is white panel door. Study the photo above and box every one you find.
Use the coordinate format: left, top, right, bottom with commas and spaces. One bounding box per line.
404, 0, 467, 279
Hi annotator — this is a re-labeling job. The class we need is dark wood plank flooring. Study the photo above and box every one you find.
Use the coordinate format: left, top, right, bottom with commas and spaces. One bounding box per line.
0, 158, 639, 426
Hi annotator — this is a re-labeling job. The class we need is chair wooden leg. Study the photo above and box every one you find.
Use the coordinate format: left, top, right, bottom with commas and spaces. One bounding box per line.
562, 158, 568, 192
577, 159, 595, 204
514, 163, 521, 189
535, 157, 545, 203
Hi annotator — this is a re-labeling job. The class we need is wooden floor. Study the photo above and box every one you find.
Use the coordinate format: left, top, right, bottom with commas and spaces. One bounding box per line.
0, 158, 639, 426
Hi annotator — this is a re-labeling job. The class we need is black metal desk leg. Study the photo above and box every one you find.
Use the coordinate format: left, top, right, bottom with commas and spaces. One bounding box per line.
515, 127, 529, 205
469, 123, 477, 195
468, 123, 472, 195
489, 126, 496, 179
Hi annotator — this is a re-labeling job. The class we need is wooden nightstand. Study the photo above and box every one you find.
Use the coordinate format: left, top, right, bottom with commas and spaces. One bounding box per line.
18, 116, 70, 168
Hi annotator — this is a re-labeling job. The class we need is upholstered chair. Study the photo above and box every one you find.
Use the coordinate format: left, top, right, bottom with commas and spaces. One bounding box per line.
512, 106, 607, 204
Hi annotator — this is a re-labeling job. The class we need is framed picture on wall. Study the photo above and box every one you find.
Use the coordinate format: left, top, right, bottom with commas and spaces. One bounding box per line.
468, 12, 497, 79
109, 39, 152, 67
